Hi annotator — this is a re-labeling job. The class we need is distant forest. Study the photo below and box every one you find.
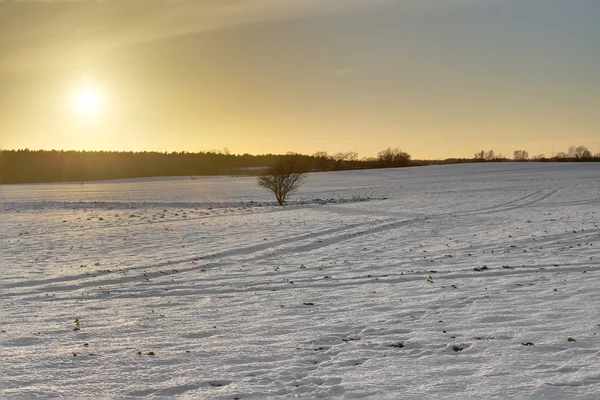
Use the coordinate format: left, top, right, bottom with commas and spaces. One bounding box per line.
0, 148, 412, 184
0, 146, 598, 184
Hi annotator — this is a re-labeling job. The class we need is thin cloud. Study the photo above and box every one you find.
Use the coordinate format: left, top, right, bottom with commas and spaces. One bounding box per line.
0, 0, 389, 69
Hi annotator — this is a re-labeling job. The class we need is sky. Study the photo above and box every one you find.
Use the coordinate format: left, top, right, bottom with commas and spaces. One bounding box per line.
0, 0, 598, 159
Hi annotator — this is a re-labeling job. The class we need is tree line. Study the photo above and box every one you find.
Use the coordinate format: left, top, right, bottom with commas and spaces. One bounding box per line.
0, 147, 412, 184
470, 145, 599, 162
422, 145, 599, 165
0, 144, 597, 184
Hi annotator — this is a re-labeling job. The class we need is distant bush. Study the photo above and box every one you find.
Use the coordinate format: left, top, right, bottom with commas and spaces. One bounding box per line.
513, 150, 529, 161
473, 149, 506, 162
548, 145, 597, 162
257, 157, 308, 206
377, 147, 411, 168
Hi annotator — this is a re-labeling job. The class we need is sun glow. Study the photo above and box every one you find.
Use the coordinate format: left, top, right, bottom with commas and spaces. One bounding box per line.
71, 84, 105, 117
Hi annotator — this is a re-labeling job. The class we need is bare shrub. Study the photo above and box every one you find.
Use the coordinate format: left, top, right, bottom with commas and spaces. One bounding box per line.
513, 150, 529, 161
377, 147, 411, 167
257, 158, 308, 206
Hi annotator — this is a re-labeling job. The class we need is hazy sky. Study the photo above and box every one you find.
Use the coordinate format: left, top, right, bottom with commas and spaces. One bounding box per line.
1, 0, 598, 159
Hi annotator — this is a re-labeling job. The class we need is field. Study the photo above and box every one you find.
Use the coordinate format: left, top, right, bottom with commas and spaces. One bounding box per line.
1, 162, 599, 399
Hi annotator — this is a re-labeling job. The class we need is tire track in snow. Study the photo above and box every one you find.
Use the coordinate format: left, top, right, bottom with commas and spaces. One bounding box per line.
0, 198, 374, 241
311, 187, 563, 221
532, 198, 600, 207
238, 217, 423, 263
456, 187, 564, 216
0, 187, 575, 301
229, 188, 565, 267
15, 260, 599, 303
2, 215, 422, 297
228, 189, 560, 266
0, 219, 379, 292
7, 188, 566, 294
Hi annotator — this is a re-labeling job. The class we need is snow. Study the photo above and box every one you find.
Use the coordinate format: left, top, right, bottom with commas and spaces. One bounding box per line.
1, 162, 599, 399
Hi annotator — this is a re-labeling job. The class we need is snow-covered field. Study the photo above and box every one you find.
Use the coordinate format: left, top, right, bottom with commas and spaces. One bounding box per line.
1, 162, 599, 399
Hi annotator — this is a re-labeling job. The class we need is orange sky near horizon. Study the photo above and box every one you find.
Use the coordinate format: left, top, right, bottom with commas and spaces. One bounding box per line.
0, 0, 598, 159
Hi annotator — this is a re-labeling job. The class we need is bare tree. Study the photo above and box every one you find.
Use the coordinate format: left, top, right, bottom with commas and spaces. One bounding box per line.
377, 147, 411, 167
484, 149, 496, 161
513, 150, 529, 161
257, 158, 308, 206
474, 150, 485, 161
312, 151, 330, 171
531, 153, 545, 161
332, 151, 358, 163
574, 145, 592, 159
330, 151, 359, 170
312, 151, 329, 159
558, 146, 592, 160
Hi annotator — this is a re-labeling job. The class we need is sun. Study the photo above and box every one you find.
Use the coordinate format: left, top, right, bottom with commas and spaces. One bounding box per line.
71, 84, 105, 117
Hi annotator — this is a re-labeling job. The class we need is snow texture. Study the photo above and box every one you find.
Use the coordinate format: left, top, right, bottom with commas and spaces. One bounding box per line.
1, 162, 599, 399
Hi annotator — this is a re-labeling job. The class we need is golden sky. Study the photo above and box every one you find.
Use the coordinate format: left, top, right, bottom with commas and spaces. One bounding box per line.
0, 0, 598, 159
